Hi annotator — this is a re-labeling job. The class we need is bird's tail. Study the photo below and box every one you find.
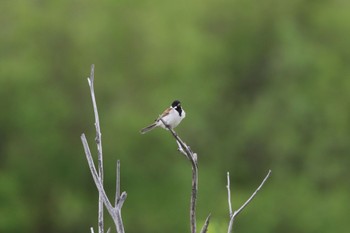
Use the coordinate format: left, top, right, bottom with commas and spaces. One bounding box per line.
140, 123, 157, 134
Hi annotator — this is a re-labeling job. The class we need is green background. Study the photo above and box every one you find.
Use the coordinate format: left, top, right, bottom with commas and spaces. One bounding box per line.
1, 0, 350, 232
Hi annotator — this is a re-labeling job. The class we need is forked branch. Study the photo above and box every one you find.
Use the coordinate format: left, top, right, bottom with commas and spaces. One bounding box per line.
81, 64, 126, 233
227, 170, 271, 233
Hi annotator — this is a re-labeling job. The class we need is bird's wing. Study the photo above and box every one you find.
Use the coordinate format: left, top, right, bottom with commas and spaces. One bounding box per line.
156, 107, 171, 121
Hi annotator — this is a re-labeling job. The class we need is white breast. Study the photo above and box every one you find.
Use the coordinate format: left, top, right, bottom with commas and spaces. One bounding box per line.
158, 108, 185, 129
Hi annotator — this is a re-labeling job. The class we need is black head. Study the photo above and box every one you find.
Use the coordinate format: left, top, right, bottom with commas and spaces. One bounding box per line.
171, 100, 183, 116
171, 100, 181, 108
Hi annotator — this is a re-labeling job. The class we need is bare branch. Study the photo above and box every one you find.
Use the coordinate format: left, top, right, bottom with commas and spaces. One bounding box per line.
159, 118, 199, 233
175, 140, 187, 158
87, 64, 104, 233
159, 118, 193, 161
115, 160, 121, 206
90, 227, 95, 233
117, 192, 127, 209
81, 65, 126, 233
226, 172, 233, 218
227, 170, 272, 233
199, 213, 211, 233
81, 134, 115, 212
81, 134, 126, 233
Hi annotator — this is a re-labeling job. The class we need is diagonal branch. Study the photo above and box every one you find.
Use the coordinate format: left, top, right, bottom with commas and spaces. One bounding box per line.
81, 134, 116, 212
227, 170, 271, 233
199, 214, 211, 233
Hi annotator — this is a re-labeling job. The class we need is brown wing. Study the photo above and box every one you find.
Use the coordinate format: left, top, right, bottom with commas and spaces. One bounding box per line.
155, 107, 171, 121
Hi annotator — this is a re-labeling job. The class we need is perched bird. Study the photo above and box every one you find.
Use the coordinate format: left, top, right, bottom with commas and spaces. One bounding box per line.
140, 100, 186, 134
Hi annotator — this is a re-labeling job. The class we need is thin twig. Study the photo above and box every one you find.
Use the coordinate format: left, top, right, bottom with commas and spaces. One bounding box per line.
87, 64, 104, 233
90, 227, 95, 233
115, 192, 127, 233
199, 213, 211, 233
227, 170, 272, 233
159, 118, 193, 160
175, 140, 187, 158
115, 160, 121, 206
226, 172, 233, 218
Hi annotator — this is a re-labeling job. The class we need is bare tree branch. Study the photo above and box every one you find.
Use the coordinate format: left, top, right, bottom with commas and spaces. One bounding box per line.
81, 135, 115, 212
199, 214, 211, 233
226, 172, 233, 218
87, 64, 105, 233
159, 118, 204, 233
82, 133, 127, 233
227, 170, 272, 233
115, 160, 121, 206
81, 65, 126, 233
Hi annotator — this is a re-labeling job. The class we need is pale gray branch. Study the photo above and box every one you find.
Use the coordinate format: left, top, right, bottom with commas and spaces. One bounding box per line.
81, 134, 126, 233
159, 118, 199, 233
227, 170, 272, 233
226, 172, 233, 218
81, 65, 126, 233
115, 160, 121, 206
87, 64, 104, 233
199, 213, 211, 233
81, 134, 115, 211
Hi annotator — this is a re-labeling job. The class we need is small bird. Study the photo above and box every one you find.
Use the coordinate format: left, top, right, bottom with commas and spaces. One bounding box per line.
140, 100, 186, 134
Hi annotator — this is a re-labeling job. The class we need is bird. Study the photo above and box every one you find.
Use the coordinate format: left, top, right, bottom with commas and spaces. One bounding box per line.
140, 100, 186, 134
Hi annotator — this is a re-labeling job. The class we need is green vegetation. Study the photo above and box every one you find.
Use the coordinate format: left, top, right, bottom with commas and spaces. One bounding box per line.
1, 0, 350, 232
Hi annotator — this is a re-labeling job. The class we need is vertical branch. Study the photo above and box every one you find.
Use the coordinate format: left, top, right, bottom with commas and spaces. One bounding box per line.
87, 64, 104, 233
81, 65, 127, 233
227, 170, 271, 233
191, 162, 198, 233
226, 172, 233, 218
115, 160, 121, 206
159, 118, 204, 233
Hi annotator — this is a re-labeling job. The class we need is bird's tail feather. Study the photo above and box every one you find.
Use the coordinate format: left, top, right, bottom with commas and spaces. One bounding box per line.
140, 123, 157, 134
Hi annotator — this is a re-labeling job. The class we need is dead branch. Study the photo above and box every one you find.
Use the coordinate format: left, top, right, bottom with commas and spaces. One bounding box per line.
199, 214, 211, 233
159, 118, 209, 233
227, 170, 271, 233
226, 172, 233, 218
87, 64, 104, 233
81, 64, 126, 233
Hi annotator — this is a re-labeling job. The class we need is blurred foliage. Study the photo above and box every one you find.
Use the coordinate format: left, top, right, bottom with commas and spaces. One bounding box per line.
1, 0, 350, 233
